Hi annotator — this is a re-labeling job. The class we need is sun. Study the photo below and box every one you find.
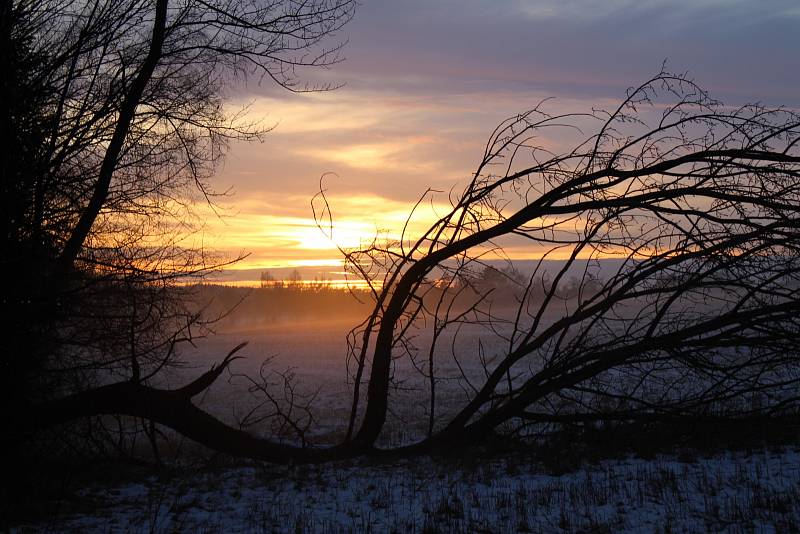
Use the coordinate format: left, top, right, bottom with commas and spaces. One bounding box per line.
291, 219, 380, 251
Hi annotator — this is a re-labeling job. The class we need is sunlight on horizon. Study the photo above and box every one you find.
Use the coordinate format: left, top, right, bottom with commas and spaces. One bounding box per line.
194, 193, 458, 270
210, 88, 638, 271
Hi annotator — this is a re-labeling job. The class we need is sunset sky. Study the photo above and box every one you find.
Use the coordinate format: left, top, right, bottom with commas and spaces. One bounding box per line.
201, 0, 800, 279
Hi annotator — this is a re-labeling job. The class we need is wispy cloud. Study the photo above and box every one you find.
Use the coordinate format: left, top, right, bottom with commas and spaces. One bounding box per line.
513, 0, 756, 21
192, 192, 454, 268
208, 0, 800, 268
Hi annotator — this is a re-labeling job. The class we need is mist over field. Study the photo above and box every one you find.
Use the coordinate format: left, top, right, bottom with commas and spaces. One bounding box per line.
37, 273, 800, 532
173, 257, 797, 451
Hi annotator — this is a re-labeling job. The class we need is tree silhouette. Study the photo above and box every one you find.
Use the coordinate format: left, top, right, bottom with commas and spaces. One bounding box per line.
2, 0, 355, 464
7, 40, 800, 464
343, 70, 800, 451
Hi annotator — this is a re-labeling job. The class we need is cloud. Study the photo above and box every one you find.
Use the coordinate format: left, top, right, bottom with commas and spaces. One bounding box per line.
334, 0, 800, 106
297, 143, 400, 170
190, 191, 455, 268
228, 93, 386, 135
513, 0, 752, 21
479, 0, 800, 27
206, 0, 800, 269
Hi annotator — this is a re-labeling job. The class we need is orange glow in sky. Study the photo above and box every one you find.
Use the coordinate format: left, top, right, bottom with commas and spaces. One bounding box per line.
198, 85, 632, 273
197, 190, 456, 269
196, 0, 800, 275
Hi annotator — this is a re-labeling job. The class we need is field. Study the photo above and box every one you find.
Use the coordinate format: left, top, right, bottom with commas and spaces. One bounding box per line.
23, 443, 800, 532
14, 288, 800, 532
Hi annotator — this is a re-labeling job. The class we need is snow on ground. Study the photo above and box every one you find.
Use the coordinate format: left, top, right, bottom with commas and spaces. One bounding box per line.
24, 447, 800, 533
17, 316, 800, 532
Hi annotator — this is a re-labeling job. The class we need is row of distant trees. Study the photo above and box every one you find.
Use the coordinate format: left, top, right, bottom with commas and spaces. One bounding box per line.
454, 265, 605, 301
195, 283, 370, 329
259, 269, 334, 290
257, 265, 599, 298
256, 264, 602, 299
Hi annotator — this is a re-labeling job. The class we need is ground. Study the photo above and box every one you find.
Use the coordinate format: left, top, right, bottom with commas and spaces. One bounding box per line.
18, 446, 800, 533
10, 310, 800, 532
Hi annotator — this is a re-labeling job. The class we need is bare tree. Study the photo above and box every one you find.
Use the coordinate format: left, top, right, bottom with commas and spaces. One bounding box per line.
341, 70, 800, 451
8, 17, 800, 467
2, 0, 355, 462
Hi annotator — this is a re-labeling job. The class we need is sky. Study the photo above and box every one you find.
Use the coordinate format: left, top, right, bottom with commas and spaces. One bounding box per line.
199, 0, 800, 279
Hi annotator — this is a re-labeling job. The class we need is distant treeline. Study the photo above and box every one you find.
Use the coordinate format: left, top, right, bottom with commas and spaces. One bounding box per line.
188, 266, 608, 332
190, 283, 373, 331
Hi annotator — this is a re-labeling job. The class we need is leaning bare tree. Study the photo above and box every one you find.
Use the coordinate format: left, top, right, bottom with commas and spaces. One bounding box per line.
341, 70, 800, 452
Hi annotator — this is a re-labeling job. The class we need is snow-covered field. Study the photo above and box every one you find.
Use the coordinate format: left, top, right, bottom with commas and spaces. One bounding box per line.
26, 448, 800, 532
18, 317, 800, 532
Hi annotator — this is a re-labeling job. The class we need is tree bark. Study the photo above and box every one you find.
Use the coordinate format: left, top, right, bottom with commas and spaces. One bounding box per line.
58, 0, 169, 270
